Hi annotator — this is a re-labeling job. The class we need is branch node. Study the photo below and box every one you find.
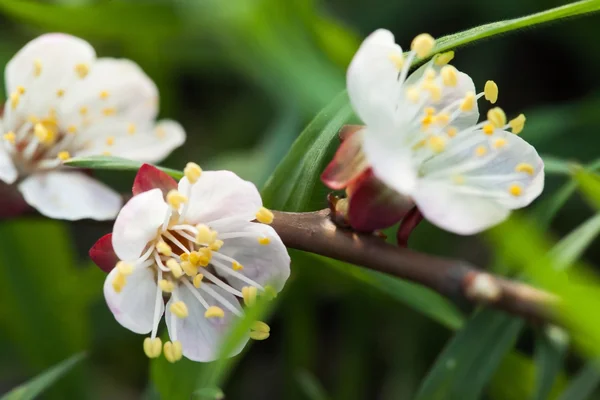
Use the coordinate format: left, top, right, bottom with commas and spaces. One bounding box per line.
464, 272, 502, 302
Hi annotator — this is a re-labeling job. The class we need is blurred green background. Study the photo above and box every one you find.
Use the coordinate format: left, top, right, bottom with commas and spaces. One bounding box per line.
1, 0, 600, 399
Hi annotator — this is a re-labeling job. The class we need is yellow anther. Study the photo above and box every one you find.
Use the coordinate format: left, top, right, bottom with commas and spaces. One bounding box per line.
232, 261, 244, 271
163, 341, 183, 363
158, 279, 175, 293
3, 132, 16, 144
447, 127, 458, 138
460, 92, 475, 112
34, 123, 53, 144
388, 53, 404, 69
424, 107, 436, 116
184, 162, 202, 184
10, 92, 19, 109
193, 273, 204, 288
205, 306, 225, 318
493, 138, 507, 149
156, 127, 166, 138
482, 124, 495, 135
242, 286, 258, 307
59, 148, 72, 159
434, 112, 450, 125
67, 125, 77, 134
74, 63, 89, 78
411, 33, 436, 58
509, 114, 526, 134
487, 107, 507, 128
33, 59, 42, 77
195, 224, 213, 244
16, 85, 25, 95
197, 248, 212, 266
427, 135, 446, 153
252, 321, 271, 333
99, 90, 110, 100
106, 136, 115, 146
258, 237, 271, 245
406, 86, 420, 103
115, 261, 133, 276
263, 285, 278, 300
79, 106, 88, 116
166, 190, 188, 210
256, 207, 274, 224
509, 184, 523, 197
422, 81, 442, 101
423, 68, 437, 81
209, 240, 224, 251
434, 51, 455, 66
156, 241, 172, 256
143, 337, 162, 359
112, 272, 126, 293
452, 175, 465, 185
484, 80, 499, 104
440, 65, 458, 86
181, 261, 198, 277
127, 123, 136, 135
515, 162, 535, 175
475, 145, 488, 157
188, 251, 200, 266
27, 115, 39, 124
102, 107, 116, 117
250, 331, 270, 340
166, 259, 183, 278
56, 89, 65, 98
102, 151, 111, 156
180, 253, 189, 262
170, 301, 189, 318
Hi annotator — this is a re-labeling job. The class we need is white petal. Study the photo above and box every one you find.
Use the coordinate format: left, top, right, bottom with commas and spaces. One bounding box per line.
361, 127, 418, 195
421, 129, 544, 209
104, 266, 161, 334
73, 119, 185, 163
0, 144, 17, 184
18, 171, 121, 220
210, 220, 291, 292
403, 61, 479, 130
165, 283, 246, 362
59, 58, 158, 128
179, 171, 263, 224
5, 33, 96, 123
112, 188, 168, 262
347, 29, 402, 130
412, 180, 511, 235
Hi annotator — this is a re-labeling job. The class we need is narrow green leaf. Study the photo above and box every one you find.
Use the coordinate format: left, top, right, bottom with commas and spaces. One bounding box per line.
542, 155, 575, 176
550, 212, 600, 270
532, 328, 569, 400
573, 167, 600, 210
296, 370, 330, 400
557, 362, 600, 400
1, 353, 85, 400
65, 156, 183, 179
192, 387, 225, 400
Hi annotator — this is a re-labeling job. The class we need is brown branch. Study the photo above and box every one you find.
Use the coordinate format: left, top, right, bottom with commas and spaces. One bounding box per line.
271, 209, 559, 324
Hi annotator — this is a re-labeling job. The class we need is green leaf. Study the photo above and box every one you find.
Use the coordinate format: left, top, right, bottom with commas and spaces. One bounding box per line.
295, 369, 330, 400
550, 212, 600, 270
414, 310, 523, 400
65, 156, 183, 180
532, 328, 569, 400
192, 387, 225, 400
557, 362, 600, 400
1, 353, 85, 400
573, 167, 600, 210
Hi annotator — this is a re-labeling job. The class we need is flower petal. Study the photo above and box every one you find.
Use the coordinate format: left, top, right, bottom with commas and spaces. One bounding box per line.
18, 171, 122, 220
5, 33, 96, 122
412, 180, 511, 235
347, 29, 403, 130
179, 171, 262, 224
90, 233, 118, 273
165, 283, 246, 362
112, 188, 168, 262
210, 220, 291, 292
132, 163, 178, 197
321, 127, 368, 190
104, 266, 161, 334
347, 169, 413, 232
361, 127, 418, 195
0, 144, 17, 184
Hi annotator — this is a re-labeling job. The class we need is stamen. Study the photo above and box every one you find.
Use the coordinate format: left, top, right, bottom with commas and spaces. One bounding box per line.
515, 163, 535, 175
422, 81, 442, 102
487, 107, 506, 128
57, 89, 65, 98
211, 256, 265, 290
195, 224, 214, 244
509, 183, 523, 197
150, 269, 165, 339
434, 51, 454, 66
154, 252, 170, 272
102, 107, 116, 117
204, 306, 225, 318
166, 190, 188, 210
181, 261, 198, 276
509, 114, 526, 134
482, 124, 495, 135
256, 207, 274, 224
116, 261, 134, 276
202, 269, 243, 297
411, 33, 435, 58
80, 106, 88, 116
452, 175, 465, 185
193, 273, 204, 288
127, 123, 136, 135
427, 135, 446, 153
182, 279, 210, 308
446, 127, 457, 138
250, 321, 271, 340
99, 90, 110, 100
475, 145, 488, 157
143, 337, 162, 358
106, 136, 115, 146
210, 240, 224, 251
250, 331, 270, 341
67, 125, 77, 134
75, 63, 89, 78
16, 86, 25, 95
184, 162, 202, 184
200, 283, 243, 316
163, 341, 182, 363
484, 80, 499, 104
258, 237, 271, 245
493, 138, 507, 149
33, 59, 42, 77
57, 151, 70, 161
388, 53, 404, 69
232, 261, 244, 271
170, 301, 189, 318
440, 65, 458, 86
3, 132, 16, 144
156, 241, 172, 256
460, 92, 475, 112
242, 286, 257, 306
10, 92, 19, 109
162, 231, 190, 255
405, 86, 420, 103
166, 259, 183, 278
112, 272, 126, 293
159, 279, 175, 293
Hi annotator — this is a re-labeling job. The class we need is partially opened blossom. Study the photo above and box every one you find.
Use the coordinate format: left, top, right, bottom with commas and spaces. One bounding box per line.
0, 33, 185, 220
322, 29, 544, 235
90, 163, 290, 362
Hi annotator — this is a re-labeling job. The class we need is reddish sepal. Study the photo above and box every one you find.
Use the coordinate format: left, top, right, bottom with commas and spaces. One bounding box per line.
132, 164, 178, 197
0, 181, 30, 218
321, 126, 368, 190
396, 206, 424, 248
347, 169, 414, 232
89, 233, 119, 273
